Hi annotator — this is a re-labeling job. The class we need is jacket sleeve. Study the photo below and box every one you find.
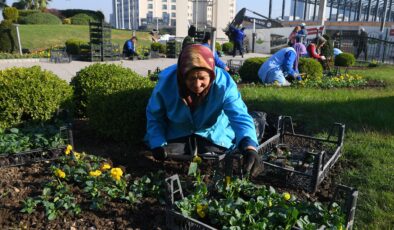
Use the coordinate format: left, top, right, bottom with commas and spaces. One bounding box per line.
146, 82, 168, 149
283, 51, 297, 76
222, 71, 258, 148
307, 44, 321, 59
214, 51, 227, 69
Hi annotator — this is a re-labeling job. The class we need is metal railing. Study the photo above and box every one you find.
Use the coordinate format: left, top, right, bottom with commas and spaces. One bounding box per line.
335, 35, 394, 64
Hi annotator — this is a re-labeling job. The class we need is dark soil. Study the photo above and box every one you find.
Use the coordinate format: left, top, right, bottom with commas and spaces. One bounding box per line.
0, 119, 345, 229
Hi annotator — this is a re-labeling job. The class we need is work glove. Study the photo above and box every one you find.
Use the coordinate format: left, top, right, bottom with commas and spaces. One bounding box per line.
152, 147, 167, 161
243, 149, 263, 177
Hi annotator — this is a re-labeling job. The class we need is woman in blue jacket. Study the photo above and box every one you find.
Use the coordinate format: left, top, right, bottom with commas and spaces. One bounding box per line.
145, 44, 261, 175
258, 43, 306, 86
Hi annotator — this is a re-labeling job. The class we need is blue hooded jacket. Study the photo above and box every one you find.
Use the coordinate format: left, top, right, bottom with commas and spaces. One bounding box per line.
145, 64, 258, 149
258, 47, 297, 83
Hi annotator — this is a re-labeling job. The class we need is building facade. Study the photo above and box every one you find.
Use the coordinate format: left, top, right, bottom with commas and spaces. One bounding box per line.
112, 0, 236, 40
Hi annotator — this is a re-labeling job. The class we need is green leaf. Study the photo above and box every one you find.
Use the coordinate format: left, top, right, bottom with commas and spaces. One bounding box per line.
188, 162, 198, 175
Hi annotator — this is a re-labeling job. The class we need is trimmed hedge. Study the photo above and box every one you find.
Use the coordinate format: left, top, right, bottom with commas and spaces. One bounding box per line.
19, 12, 62, 24
222, 42, 234, 54
17, 10, 40, 18
0, 66, 72, 129
71, 13, 95, 25
65, 39, 88, 55
59, 9, 104, 21
3, 7, 19, 22
71, 63, 139, 117
87, 76, 155, 143
239, 57, 269, 83
0, 20, 18, 53
298, 58, 323, 80
335, 52, 355, 67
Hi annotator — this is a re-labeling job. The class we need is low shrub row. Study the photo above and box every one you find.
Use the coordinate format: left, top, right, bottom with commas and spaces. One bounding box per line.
0, 66, 72, 129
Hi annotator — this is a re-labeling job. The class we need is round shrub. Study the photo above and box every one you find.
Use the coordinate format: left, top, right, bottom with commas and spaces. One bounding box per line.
71, 13, 94, 25
215, 42, 222, 52
2, 7, 19, 22
0, 66, 72, 129
65, 39, 88, 55
71, 63, 139, 117
335, 52, 355, 67
19, 12, 62, 24
239, 57, 269, 83
17, 10, 40, 18
0, 20, 18, 53
222, 42, 234, 54
87, 75, 155, 143
298, 58, 323, 80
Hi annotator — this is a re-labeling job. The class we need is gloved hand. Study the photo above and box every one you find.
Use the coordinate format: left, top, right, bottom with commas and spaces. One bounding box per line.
152, 147, 167, 161
243, 149, 263, 177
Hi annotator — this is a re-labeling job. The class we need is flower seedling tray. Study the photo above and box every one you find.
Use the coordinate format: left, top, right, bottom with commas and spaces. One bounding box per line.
258, 116, 345, 193
165, 175, 358, 230
0, 126, 73, 168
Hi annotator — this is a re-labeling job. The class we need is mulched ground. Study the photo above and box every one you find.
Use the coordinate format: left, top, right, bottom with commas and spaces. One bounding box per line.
0, 117, 345, 229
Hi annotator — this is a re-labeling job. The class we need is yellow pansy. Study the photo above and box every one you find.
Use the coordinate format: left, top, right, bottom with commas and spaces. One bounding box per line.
89, 170, 102, 177
196, 204, 208, 218
101, 163, 111, 171
283, 192, 291, 201
110, 167, 123, 181
73, 152, 81, 160
55, 168, 66, 178
64, 145, 72, 155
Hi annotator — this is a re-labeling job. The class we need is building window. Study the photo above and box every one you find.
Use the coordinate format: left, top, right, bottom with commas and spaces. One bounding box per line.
148, 4, 153, 9
171, 12, 176, 17
171, 5, 176, 10
162, 0, 167, 2
162, 4, 167, 10
171, 0, 176, 2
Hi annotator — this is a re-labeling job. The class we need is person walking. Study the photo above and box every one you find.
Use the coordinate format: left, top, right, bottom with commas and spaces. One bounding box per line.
355, 27, 368, 61
229, 25, 246, 58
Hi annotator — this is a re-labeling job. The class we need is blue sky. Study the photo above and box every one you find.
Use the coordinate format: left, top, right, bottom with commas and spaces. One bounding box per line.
5, 0, 274, 21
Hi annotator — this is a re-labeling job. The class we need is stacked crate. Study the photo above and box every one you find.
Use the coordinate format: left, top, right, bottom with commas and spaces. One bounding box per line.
166, 40, 181, 58
89, 21, 120, 62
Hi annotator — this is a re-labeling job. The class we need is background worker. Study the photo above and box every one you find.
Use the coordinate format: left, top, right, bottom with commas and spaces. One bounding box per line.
122, 36, 138, 59
201, 32, 230, 72
258, 43, 307, 86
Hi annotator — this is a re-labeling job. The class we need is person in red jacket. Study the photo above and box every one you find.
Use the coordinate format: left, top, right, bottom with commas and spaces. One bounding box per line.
307, 35, 327, 62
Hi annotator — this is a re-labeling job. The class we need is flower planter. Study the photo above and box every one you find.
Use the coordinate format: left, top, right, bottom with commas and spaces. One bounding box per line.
0, 126, 73, 168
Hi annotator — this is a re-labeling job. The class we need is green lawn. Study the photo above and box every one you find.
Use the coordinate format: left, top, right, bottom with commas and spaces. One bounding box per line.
240, 66, 394, 229
18, 25, 151, 51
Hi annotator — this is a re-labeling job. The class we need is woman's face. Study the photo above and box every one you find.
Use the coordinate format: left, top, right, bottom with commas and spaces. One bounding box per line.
185, 69, 211, 94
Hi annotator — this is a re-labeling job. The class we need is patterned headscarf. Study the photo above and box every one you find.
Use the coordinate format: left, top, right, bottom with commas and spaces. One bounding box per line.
292, 43, 307, 71
177, 44, 215, 110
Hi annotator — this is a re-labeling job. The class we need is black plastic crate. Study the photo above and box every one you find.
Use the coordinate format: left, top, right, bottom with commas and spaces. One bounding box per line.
165, 175, 358, 230
258, 116, 345, 193
0, 126, 73, 168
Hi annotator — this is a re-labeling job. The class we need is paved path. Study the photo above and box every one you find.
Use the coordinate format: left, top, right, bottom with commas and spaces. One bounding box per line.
0, 53, 269, 82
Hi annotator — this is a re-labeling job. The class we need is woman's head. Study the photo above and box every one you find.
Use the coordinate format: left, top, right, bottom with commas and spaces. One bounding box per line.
314, 35, 327, 48
293, 26, 301, 32
177, 44, 215, 107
